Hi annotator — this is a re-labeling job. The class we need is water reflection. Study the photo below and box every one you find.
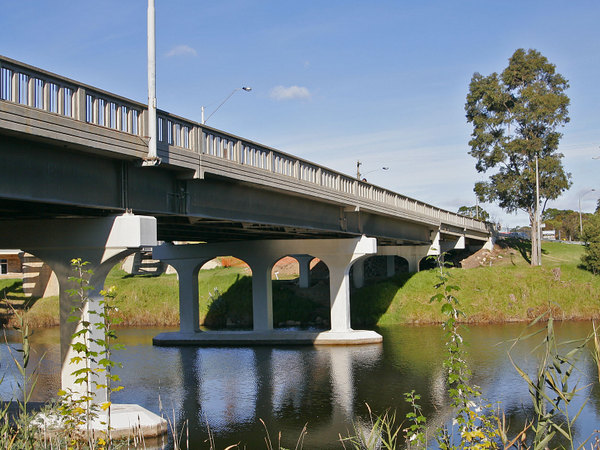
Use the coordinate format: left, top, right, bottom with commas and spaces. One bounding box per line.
1, 322, 599, 448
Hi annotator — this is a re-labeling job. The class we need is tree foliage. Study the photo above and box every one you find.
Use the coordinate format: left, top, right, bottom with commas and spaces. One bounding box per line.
465, 48, 571, 265
582, 212, 600, 274
542, 208, 586, 241
457, 205, 489, 221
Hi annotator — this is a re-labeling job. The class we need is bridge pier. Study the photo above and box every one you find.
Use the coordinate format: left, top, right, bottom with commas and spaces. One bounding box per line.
294, 254, 313, 289
352, 259, 365, 288
0, 214, 166, 437
153, 237, 382, 345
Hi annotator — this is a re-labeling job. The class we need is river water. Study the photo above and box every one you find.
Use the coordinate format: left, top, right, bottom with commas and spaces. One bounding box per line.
1, 321, 599, 448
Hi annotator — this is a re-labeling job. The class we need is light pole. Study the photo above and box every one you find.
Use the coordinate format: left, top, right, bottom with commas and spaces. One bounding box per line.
202, 87, 252, 124
356, 160, 389, 180
534, 155, 541, 265
579, 188, 596, 235
143, 0, 161, 166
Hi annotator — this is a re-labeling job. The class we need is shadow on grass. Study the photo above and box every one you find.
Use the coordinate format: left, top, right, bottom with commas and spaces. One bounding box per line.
351, 271, 416, 328
203, 273, 330, 330
497, 237, 535, 264
0, 280, 42, 324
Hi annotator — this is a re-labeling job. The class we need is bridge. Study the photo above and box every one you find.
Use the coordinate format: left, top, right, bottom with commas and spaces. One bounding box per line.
0, 55, 491, 424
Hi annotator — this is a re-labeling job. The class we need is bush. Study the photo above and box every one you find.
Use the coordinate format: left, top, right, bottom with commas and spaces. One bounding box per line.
582, 213, 600, 274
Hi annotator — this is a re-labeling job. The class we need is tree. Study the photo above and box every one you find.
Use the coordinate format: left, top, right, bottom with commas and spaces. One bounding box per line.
457, 205, 489, 221
465, 49, 571, 266
582, 212, 600, 274
542, 208, 582, 241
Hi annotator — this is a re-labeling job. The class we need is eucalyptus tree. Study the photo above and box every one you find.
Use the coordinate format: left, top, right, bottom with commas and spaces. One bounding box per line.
465, 49, 571, 265
457, 205, 489, 221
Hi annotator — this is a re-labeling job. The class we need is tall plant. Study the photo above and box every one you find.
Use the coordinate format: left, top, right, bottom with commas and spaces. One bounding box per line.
58, 258, 124, 448
429, 255, 498, 449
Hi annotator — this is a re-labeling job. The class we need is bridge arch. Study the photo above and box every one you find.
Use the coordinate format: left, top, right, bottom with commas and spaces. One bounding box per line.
269, 254, 330, 329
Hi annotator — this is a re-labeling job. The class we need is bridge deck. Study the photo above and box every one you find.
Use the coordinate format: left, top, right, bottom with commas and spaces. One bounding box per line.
0, 55, 490, 244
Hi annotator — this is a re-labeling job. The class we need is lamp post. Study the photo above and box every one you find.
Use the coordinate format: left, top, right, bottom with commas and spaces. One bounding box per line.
533, 155, 540, 265
202, 87, 252, 124
143, 0, 161, 166
579, 188, 596, 235
356, 160, 389, 180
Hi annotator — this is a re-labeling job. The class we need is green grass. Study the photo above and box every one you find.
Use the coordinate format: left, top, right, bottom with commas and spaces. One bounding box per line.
351, 241, 600, 327
19, 240, 600, 329
23, 265, 327, 329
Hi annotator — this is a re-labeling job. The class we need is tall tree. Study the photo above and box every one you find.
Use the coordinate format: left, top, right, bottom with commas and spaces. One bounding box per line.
465, 49, 571, 266
457, 205, 489, 221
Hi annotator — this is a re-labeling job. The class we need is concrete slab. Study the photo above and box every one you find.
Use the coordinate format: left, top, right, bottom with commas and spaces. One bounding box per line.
34, 403, 167, 442
152, 329, 383, 346
91, 404, 167, 440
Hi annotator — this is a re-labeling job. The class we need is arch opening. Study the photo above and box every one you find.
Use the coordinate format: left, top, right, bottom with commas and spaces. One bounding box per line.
271, 255, 330, 330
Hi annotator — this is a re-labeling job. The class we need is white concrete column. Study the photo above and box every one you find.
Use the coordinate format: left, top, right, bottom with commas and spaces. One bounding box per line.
378, 245, 432, 273
45, 249, 135, 401
0, 215, 157, 399
386, 255, 395, 277
295, 255, 313, 289
352, 259, 364, 288
318, 237, 377, 333
168, 259, 209, 333
247, 259, 273, 331
327, 256, 354, 332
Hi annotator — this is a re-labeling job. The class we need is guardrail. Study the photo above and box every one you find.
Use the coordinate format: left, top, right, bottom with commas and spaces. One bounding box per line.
0, 55, 489, 233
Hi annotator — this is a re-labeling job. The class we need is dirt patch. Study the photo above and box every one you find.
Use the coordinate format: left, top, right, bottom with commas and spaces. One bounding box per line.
460, 243, 520, 269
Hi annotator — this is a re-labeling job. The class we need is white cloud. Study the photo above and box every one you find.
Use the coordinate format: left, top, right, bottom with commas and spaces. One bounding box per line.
270, 85, 311, 101
166, 45, 197, 58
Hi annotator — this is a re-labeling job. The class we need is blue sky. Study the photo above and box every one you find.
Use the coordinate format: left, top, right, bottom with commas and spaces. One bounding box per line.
2, 1, 599, 228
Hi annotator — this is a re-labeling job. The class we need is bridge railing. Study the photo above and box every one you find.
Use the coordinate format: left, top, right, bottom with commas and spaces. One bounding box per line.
0, 55, 488, 234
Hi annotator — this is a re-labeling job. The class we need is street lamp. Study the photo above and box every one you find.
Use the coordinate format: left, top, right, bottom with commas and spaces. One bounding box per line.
534, 155, 541, 265
579, 188, 596, 235
356, 160, 389, 180
202, 87, 252, 124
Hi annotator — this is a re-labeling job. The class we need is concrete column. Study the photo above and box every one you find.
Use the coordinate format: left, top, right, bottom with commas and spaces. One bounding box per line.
386, 255, 395, 277
294, 255, 313, 289
407, 255, 420, 273
43, 249, 135, 401
0, 215, 157, 399
378, 245, 432, 274
352, 259, 364, 288
247, 259, 273, 331
168, 259, 209, 333
327, 256, 354, 332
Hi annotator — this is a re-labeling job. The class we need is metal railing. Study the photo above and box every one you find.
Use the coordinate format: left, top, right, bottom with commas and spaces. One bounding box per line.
0, 55, 488, 233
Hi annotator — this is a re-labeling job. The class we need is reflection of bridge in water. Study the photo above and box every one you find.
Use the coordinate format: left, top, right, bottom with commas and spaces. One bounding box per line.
0, 55, 492, 433
178, 342, 384, 447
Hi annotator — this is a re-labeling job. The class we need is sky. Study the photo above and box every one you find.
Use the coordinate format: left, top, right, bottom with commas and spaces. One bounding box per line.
1, 1, 599, 229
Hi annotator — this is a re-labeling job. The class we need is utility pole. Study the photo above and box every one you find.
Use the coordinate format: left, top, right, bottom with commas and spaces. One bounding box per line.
143, 0, 160, 166
535, 155, 541, 265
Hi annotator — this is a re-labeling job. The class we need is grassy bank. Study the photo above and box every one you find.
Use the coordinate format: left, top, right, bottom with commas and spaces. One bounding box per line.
17, 240, 600, 329
352, 241, 600, 326
22, 265, 327, 329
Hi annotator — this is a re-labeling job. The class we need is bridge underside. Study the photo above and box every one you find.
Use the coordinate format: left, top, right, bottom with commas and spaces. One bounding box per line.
0, 134, 440, 246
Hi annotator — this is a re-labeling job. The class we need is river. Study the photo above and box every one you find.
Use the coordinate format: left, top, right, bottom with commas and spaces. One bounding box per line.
1, 321, 599, 448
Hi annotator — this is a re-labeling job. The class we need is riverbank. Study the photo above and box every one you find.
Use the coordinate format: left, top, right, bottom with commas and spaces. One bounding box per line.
8, 240, 600, 329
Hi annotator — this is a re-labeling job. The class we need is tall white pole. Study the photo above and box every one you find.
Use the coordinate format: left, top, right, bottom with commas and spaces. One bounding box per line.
146, 0, 158, 163
535, 155, 541, 265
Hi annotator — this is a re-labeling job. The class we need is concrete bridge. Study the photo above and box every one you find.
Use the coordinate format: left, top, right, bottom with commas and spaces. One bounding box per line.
0, 55, 491, 425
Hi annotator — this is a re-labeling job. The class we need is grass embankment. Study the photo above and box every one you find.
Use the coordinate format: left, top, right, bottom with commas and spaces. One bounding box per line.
21, 265, 327, 329
353, 241, 600, 326
15, 240, 600, 329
